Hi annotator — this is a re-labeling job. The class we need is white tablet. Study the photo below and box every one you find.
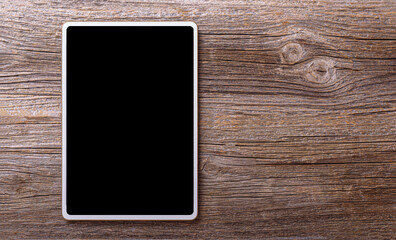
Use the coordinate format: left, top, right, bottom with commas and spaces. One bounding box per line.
62, 22, 198, 220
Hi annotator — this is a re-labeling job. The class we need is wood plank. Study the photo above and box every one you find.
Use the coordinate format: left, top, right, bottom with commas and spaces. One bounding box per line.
0, 0, 395, 238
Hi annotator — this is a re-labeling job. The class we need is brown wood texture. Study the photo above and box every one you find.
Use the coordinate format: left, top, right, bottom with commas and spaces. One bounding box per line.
1, 0, 395, 239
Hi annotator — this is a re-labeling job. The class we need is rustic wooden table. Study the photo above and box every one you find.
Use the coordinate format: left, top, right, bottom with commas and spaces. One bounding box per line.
1, 0, 395, 239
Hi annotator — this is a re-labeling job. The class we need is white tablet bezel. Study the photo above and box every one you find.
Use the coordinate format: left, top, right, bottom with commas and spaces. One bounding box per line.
62, 22, 198, 220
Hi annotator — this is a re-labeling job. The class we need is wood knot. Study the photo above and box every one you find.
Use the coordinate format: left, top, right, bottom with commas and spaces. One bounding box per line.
305, 58, 335, 84
281, 43, 304, 64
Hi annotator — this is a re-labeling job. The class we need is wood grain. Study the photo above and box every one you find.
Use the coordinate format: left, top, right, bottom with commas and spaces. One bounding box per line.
0, 0, 395, 239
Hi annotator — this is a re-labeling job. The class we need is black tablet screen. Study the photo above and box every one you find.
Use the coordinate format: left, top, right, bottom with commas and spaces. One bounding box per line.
66, 26, 194, 215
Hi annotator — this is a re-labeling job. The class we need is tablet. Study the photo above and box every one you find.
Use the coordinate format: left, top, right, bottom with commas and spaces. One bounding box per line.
62, 22, 198, 220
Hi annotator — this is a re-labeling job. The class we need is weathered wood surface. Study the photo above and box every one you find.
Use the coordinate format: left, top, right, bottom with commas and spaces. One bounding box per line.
1, 0, 395, 239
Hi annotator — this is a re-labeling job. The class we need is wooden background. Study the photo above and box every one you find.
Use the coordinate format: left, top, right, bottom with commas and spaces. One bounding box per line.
1, 0, 395, 239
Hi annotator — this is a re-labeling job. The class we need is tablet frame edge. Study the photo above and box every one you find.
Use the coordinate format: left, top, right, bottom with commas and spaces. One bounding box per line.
62, 21, 198, 221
